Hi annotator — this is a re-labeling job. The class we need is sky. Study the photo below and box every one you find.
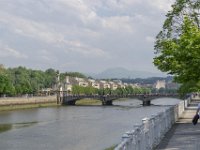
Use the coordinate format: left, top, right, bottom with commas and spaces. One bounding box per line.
0, 0, 174, 74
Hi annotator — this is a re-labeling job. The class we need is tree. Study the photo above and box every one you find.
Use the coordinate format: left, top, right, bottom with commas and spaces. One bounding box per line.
155, 0, 200, 47
154, 0, 200, 94
45, 68, 57, 88
0, 73, 15, 96
155, 17, 200, 81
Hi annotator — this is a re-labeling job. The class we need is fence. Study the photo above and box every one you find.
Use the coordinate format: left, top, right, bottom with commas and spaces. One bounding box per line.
115, 98, 189, 150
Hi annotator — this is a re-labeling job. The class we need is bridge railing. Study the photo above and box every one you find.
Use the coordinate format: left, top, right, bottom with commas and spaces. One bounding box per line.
62, 93, 179, 103
114, 98, 188, 150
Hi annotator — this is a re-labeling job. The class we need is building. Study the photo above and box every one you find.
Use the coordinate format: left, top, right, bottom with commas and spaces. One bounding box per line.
62, 76, 133, 93
87, 79, 100, 89
155, 80, 166, 89
109, 81, 118, 90
99, 80, 111, 89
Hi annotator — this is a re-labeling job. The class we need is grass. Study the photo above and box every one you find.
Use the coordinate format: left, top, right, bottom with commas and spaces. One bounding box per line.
75, 98, 102, 105
75, 98, 127, 106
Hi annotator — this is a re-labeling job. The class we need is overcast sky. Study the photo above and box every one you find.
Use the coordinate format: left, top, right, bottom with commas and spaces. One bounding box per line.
0, 0, 174, 74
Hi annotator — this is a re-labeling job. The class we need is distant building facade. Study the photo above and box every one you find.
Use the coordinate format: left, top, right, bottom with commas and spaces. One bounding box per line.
62, 76, 137, 92
154, 80, 166, 89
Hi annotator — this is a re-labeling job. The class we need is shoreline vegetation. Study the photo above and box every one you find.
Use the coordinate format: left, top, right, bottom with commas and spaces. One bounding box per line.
76, 98, 126, 106
0, 96, 123, 111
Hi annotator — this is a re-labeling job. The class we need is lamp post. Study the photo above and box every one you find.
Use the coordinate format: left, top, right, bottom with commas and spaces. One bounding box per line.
56, 71, 62, 104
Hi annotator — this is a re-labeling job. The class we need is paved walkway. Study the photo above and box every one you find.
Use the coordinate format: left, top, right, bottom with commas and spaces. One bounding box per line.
156, 100, 200, 150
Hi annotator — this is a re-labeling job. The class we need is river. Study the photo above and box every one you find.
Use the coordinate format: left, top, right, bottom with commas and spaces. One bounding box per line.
0, 98, 181, 150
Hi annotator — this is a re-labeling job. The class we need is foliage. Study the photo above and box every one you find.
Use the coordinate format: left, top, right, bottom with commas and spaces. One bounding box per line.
154, 0, 200, 94
1, 65, 154, 96
121, 76, 173, 84
154, 0, 200, 48
0, 73, 15, 96
0, 65, 87, 97
72, 85, 98, 95
71, 85, 151, 96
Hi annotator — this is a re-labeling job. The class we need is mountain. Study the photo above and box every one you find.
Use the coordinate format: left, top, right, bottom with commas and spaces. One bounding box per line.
90, 67, 166, 79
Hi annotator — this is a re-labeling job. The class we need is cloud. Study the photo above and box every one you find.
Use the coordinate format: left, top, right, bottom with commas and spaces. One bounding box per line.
0, 0, 175, 74
0, 11, 65, 44
102, 16, 134, 33
147, 0, 175, 12
146, 36, 155, 43
0, 42, 28, 59
64, 40, 108, 57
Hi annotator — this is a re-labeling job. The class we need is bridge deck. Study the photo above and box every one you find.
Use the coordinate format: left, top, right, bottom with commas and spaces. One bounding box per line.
156, 100, 200, 150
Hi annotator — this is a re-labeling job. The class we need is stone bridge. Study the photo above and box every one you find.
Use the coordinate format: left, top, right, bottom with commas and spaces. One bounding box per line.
59, 94, 180, 106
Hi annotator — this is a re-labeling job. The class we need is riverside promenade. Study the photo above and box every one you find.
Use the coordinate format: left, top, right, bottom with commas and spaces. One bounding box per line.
115, 96, 198, 150
156, 98, 200, 150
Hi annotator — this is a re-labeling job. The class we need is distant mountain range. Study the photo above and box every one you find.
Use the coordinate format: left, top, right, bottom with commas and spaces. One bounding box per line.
89, 67, 166, 79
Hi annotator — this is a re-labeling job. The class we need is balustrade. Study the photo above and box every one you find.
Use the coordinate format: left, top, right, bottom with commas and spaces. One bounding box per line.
115, 98, 189, 150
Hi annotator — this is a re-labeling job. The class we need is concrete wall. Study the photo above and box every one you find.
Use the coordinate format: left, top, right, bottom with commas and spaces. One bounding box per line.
0, 95, 56, 106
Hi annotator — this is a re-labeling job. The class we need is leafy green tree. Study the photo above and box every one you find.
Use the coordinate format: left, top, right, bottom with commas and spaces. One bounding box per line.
0, 73, 15, 96
125, 86, 134, 94
155, 0, 200, 47
154, 9, 200, 95
154, 0, 200, 95
141, 88, 151, 94
98, 88, 104, 95
45, 68, 57, 88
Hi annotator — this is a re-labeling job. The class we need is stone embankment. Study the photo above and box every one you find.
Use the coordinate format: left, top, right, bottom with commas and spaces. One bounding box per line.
115, 98, 189, 150
156, 97, 200, 150
0, 96, 56, 106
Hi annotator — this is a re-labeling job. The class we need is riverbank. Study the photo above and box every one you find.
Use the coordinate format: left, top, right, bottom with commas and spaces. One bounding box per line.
0, 96, 58, 111
0, 96, 111, 111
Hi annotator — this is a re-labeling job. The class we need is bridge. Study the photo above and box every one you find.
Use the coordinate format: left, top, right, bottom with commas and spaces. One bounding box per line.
58, 94, 180, 106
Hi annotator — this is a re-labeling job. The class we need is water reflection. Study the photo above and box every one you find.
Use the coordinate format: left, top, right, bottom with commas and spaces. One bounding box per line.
0, 122, 37, 133
0, 124, 12, 133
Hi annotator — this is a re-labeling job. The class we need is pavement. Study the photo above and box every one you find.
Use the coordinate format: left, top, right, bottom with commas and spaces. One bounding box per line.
156, 100, 200, 150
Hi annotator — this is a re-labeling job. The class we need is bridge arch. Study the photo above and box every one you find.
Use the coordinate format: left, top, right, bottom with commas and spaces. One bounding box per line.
61, 94, 180, 106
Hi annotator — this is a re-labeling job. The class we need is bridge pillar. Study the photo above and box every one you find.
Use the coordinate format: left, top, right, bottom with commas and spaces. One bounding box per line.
143, 100, 151, 106
102, 100, 113, 106
65, 101, 76, 105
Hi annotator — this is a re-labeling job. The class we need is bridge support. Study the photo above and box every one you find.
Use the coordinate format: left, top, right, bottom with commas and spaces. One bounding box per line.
65, 101, 76, 105
143, 100, 151, 106
102, 100, 113, 106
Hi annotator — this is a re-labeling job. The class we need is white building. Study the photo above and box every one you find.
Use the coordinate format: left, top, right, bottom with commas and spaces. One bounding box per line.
88, 79, 100, 89
109, 81, 118, 90
155, 80, 166, 89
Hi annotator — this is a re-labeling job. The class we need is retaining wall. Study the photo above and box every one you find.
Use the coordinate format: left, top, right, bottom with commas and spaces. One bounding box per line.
0, 96, 56, 106
115, 98, 189, 150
